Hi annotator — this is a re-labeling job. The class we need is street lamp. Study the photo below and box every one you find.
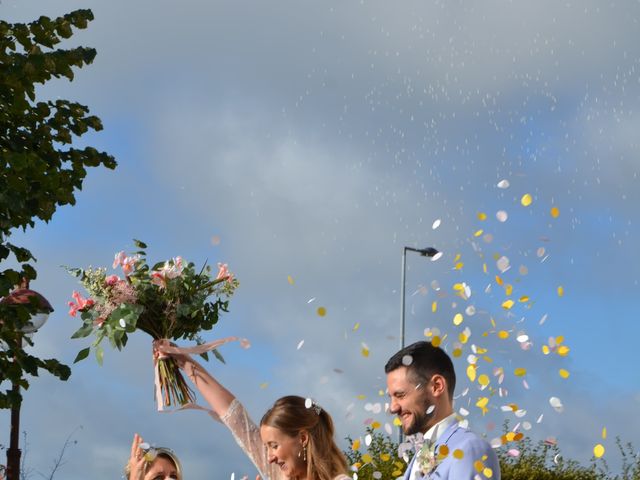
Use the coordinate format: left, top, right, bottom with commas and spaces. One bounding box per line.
1, 280, 53, 480
398, 246, 438, 444
400, 246, 439, 350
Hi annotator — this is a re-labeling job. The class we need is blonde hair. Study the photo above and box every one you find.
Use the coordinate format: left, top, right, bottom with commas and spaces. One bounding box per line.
124, 447, 183, 480
260, 396, 348, 480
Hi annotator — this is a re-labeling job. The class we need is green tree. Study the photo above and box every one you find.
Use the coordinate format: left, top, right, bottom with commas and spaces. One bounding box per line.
0, 9, 116, 409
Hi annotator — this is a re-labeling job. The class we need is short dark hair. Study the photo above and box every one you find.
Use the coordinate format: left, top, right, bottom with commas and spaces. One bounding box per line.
385, 341, 456, 399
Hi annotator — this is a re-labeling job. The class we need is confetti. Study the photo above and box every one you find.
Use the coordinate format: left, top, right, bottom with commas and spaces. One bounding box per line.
287, 275, 295, 285
478, 374, 490, 386
502, 299, 515, 310
353, 322, 360, 331
549, 397, 564, 413
453, 313, 464, 326
521, 194, 533, 206
402, 355, 413, 366
497, 256, 510, 272
477, 212, 487, 221
465, 305, 476, 316
497, 179, 510, 189
550, 206, 560, 218
211, 235, 221, 246
361, 343, 370, 357
602, 427, 607, 439
557, 286, 564, 297
296, 340, 305, 350
317, 306, 327, 316
260, 382, 269, 389
307, 297, 316, 304
453, 449, 465, 459
432, 301, 438, 313
365, 434, 373, 446
474, 229, 484, 237
426, 405, 435, 414
559, 369, 570, 379
496, 210, 508, 222
514, 368, 527, 377
432, 219, 442, 230
593, 444, 605, 458
498, 331, 510, 339
431, 336, 442, 347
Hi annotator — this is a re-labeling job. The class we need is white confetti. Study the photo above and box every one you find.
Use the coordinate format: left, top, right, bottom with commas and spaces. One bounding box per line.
497, 256, 510, 273
432, 219, 442, 230
402, 355, 413, 366
297, 340, 305, 350
497, 179, 510, 189
549, 397, 564, 413
365, 434, 373, 446
496, 210, 508, 222
307, 297, 316, 304
119, 318, 126, 328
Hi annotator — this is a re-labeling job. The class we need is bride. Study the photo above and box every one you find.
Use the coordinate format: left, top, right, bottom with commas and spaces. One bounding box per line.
170, 350, 351, 480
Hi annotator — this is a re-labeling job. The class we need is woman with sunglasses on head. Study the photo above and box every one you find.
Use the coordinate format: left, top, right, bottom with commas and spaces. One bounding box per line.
126, 433, 182, 480
170, 351, 351, 480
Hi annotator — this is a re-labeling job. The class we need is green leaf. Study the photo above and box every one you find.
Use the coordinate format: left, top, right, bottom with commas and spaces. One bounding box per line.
73, 347, 90, 363
212, 348, 226, 364
95, 345, 104, 366
70, 323, 93, 339
132, 239, 147, 249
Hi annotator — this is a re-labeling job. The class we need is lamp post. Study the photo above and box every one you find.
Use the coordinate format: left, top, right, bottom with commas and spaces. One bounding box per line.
1, 280, 53, 480
398, 246, 438, 444
400, 247, 439, 350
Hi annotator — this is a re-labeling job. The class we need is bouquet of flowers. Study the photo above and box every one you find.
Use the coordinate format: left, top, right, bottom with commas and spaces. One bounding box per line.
66, 240, 239, 409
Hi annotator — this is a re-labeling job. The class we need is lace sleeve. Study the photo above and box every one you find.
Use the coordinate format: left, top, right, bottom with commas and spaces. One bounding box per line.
220, 399, 280, 480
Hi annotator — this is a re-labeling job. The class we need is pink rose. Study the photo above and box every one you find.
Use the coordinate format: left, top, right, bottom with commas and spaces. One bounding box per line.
105, 274, 120, 286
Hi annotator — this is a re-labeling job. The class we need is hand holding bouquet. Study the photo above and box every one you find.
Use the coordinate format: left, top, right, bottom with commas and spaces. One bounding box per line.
67, 240, 239, 409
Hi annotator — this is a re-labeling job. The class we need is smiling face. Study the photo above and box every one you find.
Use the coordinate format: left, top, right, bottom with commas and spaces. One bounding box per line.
260, 425, 307, 479
144, 455, 179, 480
387, 366, 435, 435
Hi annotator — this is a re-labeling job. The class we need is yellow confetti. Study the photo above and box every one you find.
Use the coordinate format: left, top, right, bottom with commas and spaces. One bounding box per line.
556, 335, 565, 344
260, 382, 269, 389
453, 253, 461, 262
505, 284, 513, 296
557, 345, 570, 357
514, 432, 524, 441
467, 364, 477, 382
353, 462, 362, 470
393, 417, 402, 426
362, 454, 373, 464
361, 346, 370, 357
594, 444, 605, 458
287, 275, 295, 285
317, 306, 327, 316
453, 449, 465, 460
498, 330, 510, 339
392, 471, 402, 477
474, 229, 484, 237
477, 212, 487, 221
431, 336, 442, 347
559, 369, 570, 379
357, 394, 366, 400
432, 301, 438, 313
474, 460, 484, 472
490, 317, 496, 328
495, 275, 504, 286
455, 262, 464, 270
519, 295, 529, 303
352, 323, 360, 332
452, 348, 462, 358
437, 445, 450, 458
483, 263, 488, 274
459, 332, 469, 344
478, 374, 490, 386
514, 368, 527, 377
352, 439, 361, 450
521, 193, 533, 206
475, 401, 488, 418
557, 286, 564, 297
551, 206, 560, 218
483, 467, 494, 478
453, 313, 464, 326
505, 432, 516, 442
380, 453, 391, 462
502, 299, 515, 310
602, 427, 607, 440
542, 345, 550, 355
371, 421, 381, 429
476, 346, 488, 354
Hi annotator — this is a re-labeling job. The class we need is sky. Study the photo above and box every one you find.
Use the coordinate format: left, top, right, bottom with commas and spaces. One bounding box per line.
2, 0, 640, 478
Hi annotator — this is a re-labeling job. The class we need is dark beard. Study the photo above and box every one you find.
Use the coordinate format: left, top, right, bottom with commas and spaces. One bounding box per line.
403, 400, 434, 435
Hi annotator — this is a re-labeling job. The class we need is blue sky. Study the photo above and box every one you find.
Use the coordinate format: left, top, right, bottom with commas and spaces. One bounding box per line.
2, 0, 640, 478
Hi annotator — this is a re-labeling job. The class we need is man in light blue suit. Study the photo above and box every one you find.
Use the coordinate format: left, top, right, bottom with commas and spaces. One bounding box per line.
385, 341, 500, 480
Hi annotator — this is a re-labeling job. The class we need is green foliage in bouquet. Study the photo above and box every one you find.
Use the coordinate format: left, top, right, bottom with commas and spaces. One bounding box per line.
66, 239, 238, 407
344, 427, 409, 480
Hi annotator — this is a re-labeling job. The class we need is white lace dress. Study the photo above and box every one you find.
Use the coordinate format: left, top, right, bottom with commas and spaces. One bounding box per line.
220, 399, 351, 480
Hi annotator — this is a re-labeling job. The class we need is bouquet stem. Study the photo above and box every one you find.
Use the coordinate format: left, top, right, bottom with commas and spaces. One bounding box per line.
157, 357, 196, 407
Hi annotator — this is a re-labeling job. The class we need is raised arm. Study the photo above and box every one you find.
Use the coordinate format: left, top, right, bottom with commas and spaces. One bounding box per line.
173, 352, 235, 418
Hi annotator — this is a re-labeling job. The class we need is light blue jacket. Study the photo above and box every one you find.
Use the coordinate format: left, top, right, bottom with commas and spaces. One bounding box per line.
403, 422, 500, 480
